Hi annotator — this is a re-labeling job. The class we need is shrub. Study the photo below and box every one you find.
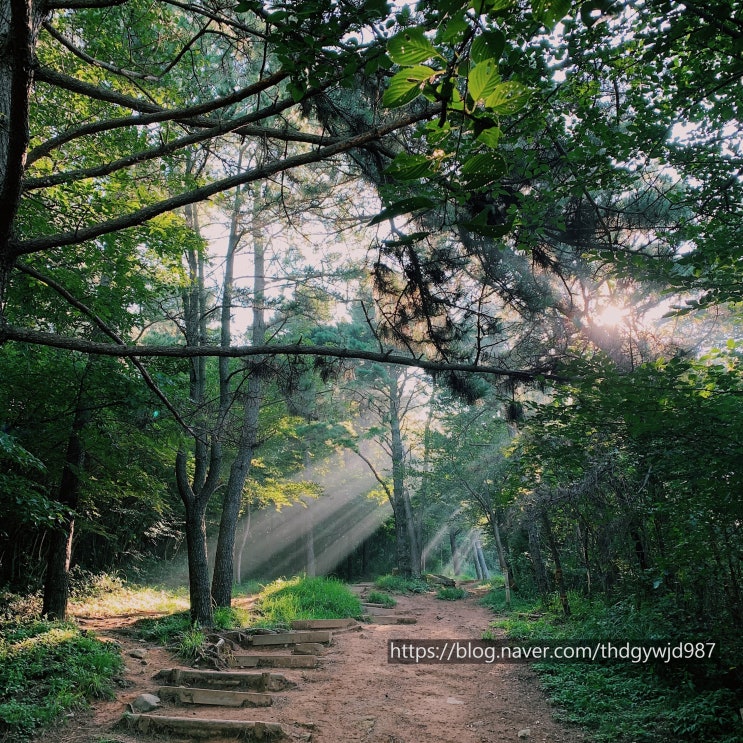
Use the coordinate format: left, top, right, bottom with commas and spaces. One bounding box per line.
374, 574, 429, 594
255, 576, 362, 626
0, 619, 122, 741
436, 586, 466, 601
367, 590, 396, 607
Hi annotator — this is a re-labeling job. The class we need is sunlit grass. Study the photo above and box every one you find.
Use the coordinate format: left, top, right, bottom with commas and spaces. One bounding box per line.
69, 584, 190, 618
254, 576, 362, 626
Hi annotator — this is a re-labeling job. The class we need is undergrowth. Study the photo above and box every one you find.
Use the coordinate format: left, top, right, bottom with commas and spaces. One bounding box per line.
367, 590, 397, 607
436, 586, 467, 601
0, 619, 122, 741
482, 589, 742, 743
254, 576, 362, 626
374, 574, 429, 594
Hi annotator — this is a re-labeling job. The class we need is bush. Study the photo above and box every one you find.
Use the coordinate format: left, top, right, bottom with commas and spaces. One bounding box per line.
436, 586, 466, 601
255, 576, 362, 626
374, 574, 429, 594
0, 619, 122, 741
367, 590, 396, 607
484, 596, 743, 742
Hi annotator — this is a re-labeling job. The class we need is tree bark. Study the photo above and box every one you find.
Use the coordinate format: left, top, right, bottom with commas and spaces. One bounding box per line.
177, 201, 221, 626
41, 379, 91, 619
449, 527, 461, 575
234, 502, 251, 583
527, 517, 549, 597
388, 368, 413, 576
212, 197, 265, 607
542, 510, 571, 617
305, 505, 316, 577
474, 535, 490, 580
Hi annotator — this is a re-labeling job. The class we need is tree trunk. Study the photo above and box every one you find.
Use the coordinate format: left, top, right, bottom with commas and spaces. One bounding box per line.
184, 499, 212, 626
449, 528, 461, 575
471, 536, 483, 580
488, 509, 511, 607
542, 510, 571, 617
388, 369, 412, 576
42, 373, 91, 620
527, 518, 549, 597
176, 450, 218, 625
211, 202, 265, 607
234, 503, 252, 583
177, 202, 220, 625
305, 504, 316, 576
474, 535, 490, 579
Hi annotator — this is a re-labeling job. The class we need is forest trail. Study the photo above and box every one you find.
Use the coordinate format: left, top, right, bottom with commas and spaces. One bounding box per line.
34, 586, 586, 743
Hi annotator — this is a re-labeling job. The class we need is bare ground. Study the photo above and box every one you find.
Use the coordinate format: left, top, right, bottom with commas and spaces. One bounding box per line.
33, 585, 587, 743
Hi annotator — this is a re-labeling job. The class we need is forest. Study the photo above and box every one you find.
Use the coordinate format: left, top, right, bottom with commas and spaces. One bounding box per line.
0, 0, 741, 741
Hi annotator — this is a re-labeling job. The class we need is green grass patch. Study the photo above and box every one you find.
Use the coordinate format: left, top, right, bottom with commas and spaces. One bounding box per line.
482, 593, 742, 742
0, 619, 122, 741
436, 586, 467, 601
69, 578, 189, 619
367, 590, 397, 607
374, 574, 429, 594
254, 576, 362, 627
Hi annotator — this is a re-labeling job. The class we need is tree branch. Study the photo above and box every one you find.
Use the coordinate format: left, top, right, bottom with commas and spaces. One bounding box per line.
45, 0, 128, 8
25, 69, 288, 165
15, 262, 197, 435
0, 324, 563, 382
42, 21, 160, 82
24, 117, 343, 191
32, 66, 288, 127
12, 107, 441, 255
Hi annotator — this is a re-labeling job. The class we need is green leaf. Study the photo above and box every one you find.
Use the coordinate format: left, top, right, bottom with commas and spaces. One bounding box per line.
472, 0, 514, 11
580, 0, 616, 27
382, 65, 437, 107
485, 80, 531, 114
384, 153, 434, 181
437, 12, 470, 43
387, 28, 440, 65
368, 197, 436, 225
533, 0, 572, 29
468, 59, 501, 101
476, 125, 503, 148
460, 152, 505, 188
470, 30, 506, 64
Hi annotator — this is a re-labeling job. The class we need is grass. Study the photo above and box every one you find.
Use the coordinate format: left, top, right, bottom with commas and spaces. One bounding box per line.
374, 574, 429, 594
481, 591, 743, 743
132, 576, 361, 645
436, 586, 467, 601
0, 619, 123, 741
254, 576, 362, 626
367, 590, 397, 607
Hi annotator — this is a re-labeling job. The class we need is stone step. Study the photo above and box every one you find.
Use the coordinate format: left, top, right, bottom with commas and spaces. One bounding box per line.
250, 630, 332, 646
290, 618, 357, 630
154, 668, 296, 692
231, 654, 318, 669
158, 685, 274, 707
365, 615, 417, 625
123, 712, 285, 739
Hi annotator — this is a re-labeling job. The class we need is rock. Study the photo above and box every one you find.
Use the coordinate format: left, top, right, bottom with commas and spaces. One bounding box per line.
131, 693, 161, 712
517, 728, 531, 739
129, 648, 147, 659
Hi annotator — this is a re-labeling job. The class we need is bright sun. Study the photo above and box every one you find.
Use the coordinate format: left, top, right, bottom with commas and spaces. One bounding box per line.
593, 303, 630, 327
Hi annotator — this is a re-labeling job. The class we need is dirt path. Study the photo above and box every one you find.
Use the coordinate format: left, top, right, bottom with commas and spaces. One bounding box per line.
34, 586, 586, 743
